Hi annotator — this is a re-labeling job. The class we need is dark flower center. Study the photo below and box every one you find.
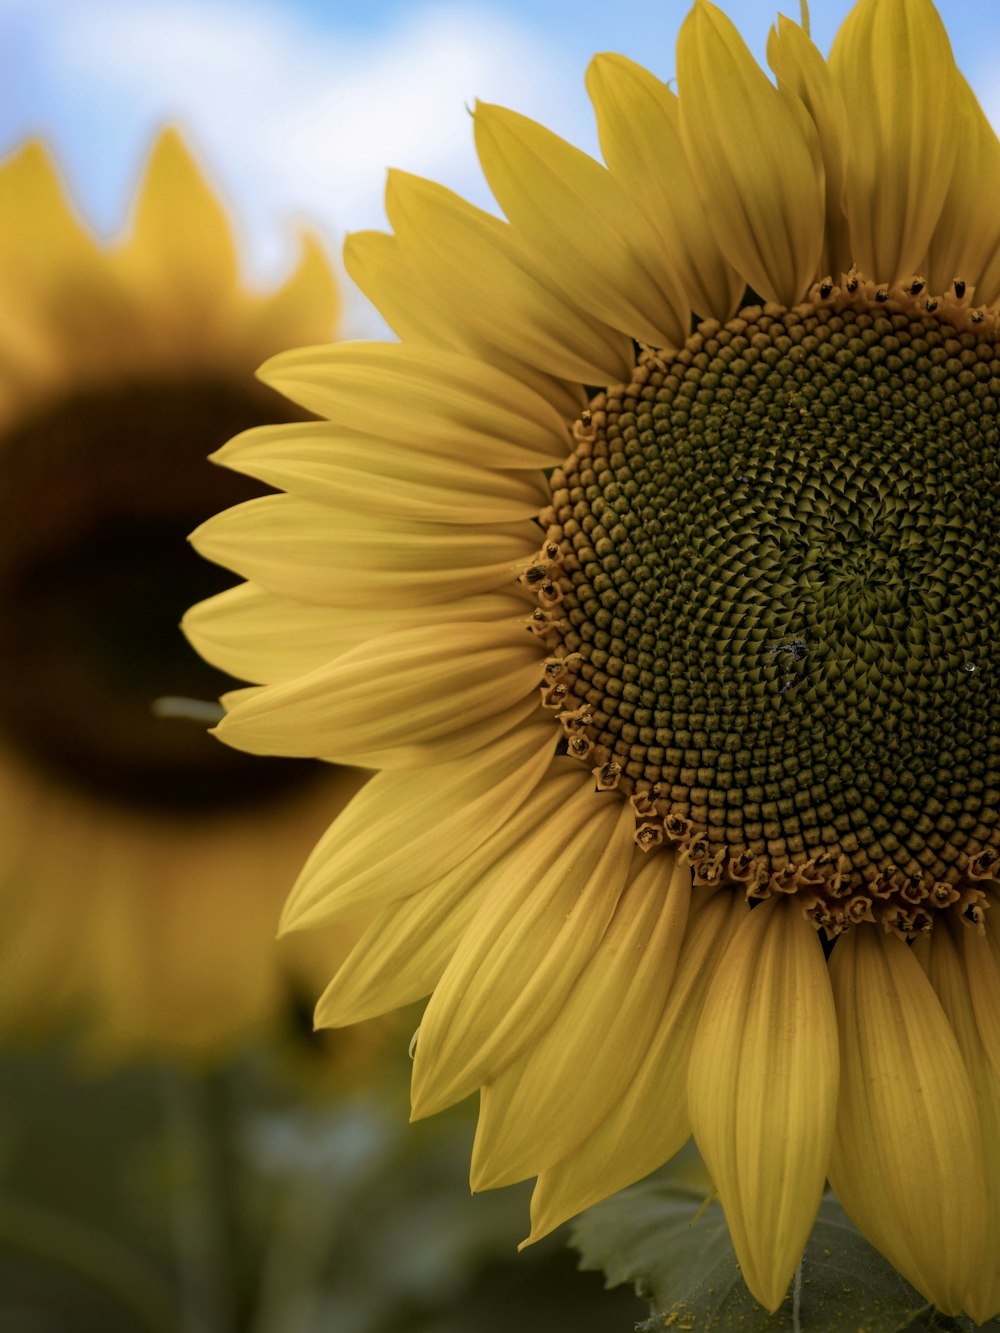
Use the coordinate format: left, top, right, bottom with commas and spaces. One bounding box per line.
536, 294, 1000, 934
0, 376, 322, 815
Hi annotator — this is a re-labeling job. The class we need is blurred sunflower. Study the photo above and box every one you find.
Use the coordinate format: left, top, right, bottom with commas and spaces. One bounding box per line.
186, 0, 1000, 1317
0, 129, 365, 1058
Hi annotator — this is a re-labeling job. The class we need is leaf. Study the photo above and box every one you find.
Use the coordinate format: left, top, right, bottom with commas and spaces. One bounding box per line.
922, 1320, 1000, 1333
570, 1151, 933, 1333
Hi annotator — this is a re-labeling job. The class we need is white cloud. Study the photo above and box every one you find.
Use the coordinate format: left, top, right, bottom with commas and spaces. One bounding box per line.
28, 0, 592, 331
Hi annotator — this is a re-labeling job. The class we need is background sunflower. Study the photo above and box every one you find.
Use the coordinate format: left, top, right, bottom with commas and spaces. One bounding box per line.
0, 128, 368, 1057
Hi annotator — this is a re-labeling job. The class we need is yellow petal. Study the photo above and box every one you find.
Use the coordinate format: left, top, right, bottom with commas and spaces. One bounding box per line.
182, 582, 528, 686
766, 14, 852, 283
963, 887, 1000, 1083
585, 53, 743, 323
915, 919, 1000, 1324
344, 227, 456, 345
315, 765, 584, 1026
687, 897, 838, 1313
827, 925, 987, 1315
410, 783, 636, 1116
280, 719, 557, 931
676, 0, 824, 307
343, 231, 587, 422
525, 886, 748, 1244
0, 140, 127, 382
473, 102, 690, 348
116, 127, 238, 331
238, 230, 340, 358
0, 140, 97, 272
215, 621, 544, 769
258, 341, 571, 471
925, 74, 1000, 306
386, 171, 635, 386
471, 850, 691, 1189
828, 0, 959, 284
213, 421, 547, 524
190, 494, 538, 609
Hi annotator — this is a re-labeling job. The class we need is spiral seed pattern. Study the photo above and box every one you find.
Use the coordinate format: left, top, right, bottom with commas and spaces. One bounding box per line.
535, 293, 1000, 934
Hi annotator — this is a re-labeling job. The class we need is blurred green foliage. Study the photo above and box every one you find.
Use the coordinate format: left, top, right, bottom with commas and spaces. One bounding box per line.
0, 1041, 644, 1331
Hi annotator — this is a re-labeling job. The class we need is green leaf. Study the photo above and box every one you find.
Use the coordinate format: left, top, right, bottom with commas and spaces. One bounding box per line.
922, 1320, 1000, 1333
570, 1151, 933, 1333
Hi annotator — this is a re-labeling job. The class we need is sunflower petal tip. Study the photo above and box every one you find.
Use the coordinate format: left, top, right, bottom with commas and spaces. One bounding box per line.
186, 516, 213, 551
254, 352, 285, 387
275, 898, 313, 937
468, 1159, 498, 1193
408, 1071, 455, 1123
153, 122, 186, 152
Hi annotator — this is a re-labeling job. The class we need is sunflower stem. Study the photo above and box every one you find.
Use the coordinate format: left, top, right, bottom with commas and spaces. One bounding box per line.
160, 1068, 235, 1333
792, 1256, 803, 1333
250, 1154, 342, 1333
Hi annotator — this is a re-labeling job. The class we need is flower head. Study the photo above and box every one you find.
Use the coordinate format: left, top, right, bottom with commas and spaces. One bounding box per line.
0, 129, 367, 1057
187, 0, 1000, 1314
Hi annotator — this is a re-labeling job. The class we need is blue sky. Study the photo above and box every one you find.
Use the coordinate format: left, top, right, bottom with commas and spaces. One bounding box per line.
4, 0, 997, 333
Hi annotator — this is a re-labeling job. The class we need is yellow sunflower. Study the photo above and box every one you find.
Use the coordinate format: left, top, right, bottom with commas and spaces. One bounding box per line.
185, 0, 1000, 1316
0, 128, 366, 1057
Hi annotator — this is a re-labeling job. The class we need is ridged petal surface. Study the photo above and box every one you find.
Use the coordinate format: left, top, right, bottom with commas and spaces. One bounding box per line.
677, 0, 823, 306
213, 421, 547, 524
828, 926, 987, 1315
316, 766, 583, 1027
915, 921, 1000, 1324
190, 494, 538, 609
766, 15, 851, 282
473, 102, 690, 349
280, 718, 557, 931
215, 621, 544, 769
964, 888, 1000, 1084
410, 784, 635, 1116
688, 896, 838, 1313
343, 230, 587, 421
828, 0, 958, 284
258, 341, 571, 469
924, 73, 1000, 306
525, 887, 748, 1244
586, 53, 743, 323
385, 171, 634, 386
183, 583, 527, 686
471, 851, 690, 1189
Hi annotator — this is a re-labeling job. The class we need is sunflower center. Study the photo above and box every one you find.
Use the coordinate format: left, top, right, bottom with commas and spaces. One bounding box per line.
536, 292, 1000, 935
0, 377, 321, 814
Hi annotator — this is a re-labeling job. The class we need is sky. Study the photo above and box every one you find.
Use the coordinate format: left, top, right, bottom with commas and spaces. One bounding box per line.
4, 0, 998, 334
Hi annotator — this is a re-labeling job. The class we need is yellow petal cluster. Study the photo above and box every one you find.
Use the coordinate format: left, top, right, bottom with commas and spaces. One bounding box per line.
186, 0, 1000, 1312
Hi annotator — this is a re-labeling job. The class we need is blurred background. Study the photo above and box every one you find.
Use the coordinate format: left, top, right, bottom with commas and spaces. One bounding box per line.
0, 1, 995, 1330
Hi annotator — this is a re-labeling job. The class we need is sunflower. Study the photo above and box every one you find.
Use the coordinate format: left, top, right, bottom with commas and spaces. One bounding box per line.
0, 128, 367, 1057
185, 0, 1000, 1316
